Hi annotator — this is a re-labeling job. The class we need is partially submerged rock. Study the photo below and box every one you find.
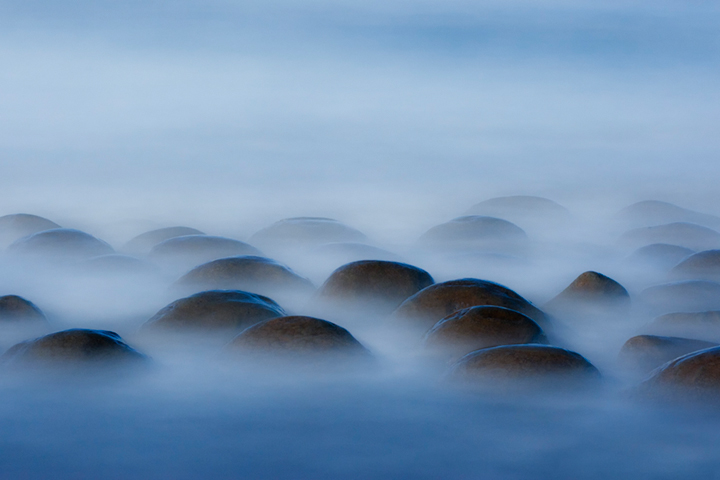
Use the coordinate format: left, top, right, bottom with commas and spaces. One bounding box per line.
625, 243, 695, 270
0, 295, 47, 323
1, 329, 147, 369
79, 254, 158, 276
317, 260, 434, 312
175, 255, 314, 298
7, 228, 114, 260
227, 315, 369, 358
545, 271, 630, 315
424, 306, 545, 360
639, 281, 720, 314
250, 217, 367, 251
0, 213, 60, 247
448, 344, 599, 386
143, 290, 285, 333
616, 200, 720, 229
637, 346, 720, 400
418, 216, 528, 252
619, 335, 717, 374
148, 235, 262, 271
645, 311, 720, 342
464, 196, 571, 231
311, 242, 402, 264
670, 250, 720, 281
393, 278, 550, 331
123, 226, 205, 254
619, 222, 720, 252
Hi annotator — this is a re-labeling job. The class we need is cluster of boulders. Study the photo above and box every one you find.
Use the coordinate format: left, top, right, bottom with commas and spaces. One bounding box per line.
2, 198, 720, 401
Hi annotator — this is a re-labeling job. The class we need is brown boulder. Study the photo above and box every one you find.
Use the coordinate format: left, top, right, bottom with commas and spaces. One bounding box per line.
619, 335, 717, 373
123, 226, 205, 254
148, 235, 262, 271
250, 217, 367, 251
545, 271, 629, 314
393, 278, 550, 331
7, 228, 113, 260
0, 295, 47, 323
625, 243, 695, 270
638, 346, 720, 399
317, 260, 434, 312
424, 306, 545, 360
639, 281, 720, 314
670, 250, 720, 281
143, 290, 285, 333
418, 216, 527, 251
645, 310, 720, 342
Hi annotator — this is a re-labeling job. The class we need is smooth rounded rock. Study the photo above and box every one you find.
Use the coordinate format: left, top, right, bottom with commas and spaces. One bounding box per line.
0, 214, 60, 247
143, 290, 285, 333
317, 260, 434, 312
449, 344, 599, 384
0, 295, 47, 323
545, 271, 630, 313
393, 278, 550, 331
175, 255, 314, 297
465, 196, 571, 230
619, 335, 718, 374
250, 217, 367, 250
148, 235, 262, 271
79, 254, 158, 276
619, 222, 720, 252
626, 243, 695, 270
638, 346, 720, 399
639, 281, 720, 314
418, 216, 527, 251
7, 228, 114, 260
645, 311, 720, 341
311, 242, 402, 264
616, 200, 720, 229
424, 306, 545, 360
124, 226, 205, 254
1, 329, 147, 368
670, 250, 720, 281
227, 315, 368, 357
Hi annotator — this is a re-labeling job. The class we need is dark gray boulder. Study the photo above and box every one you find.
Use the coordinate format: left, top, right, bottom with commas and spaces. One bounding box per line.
123, 226, 205, 254
619, 222, 720, 252
616, 200, 720, 229
418, 216, 528, 252
670, 250, 720, 281
148, 235, 262, 271
7, 228, 113, 260
250, 217, 367, 251
0, 295, 47, 323
645, 310, 720, 342
639, 281, 720, 314
626, 243, 695, 270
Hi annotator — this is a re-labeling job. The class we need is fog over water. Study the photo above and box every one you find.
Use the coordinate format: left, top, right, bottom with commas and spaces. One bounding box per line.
2, 1, 720, 478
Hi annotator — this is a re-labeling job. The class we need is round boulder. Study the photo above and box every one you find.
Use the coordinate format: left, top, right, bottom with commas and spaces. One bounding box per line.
418, 216, 527, 252
250, 217, 367, 251
619, 335, 718, 374
616, 200, 720, 230
424, 306, 545, 360
638, 346, 720, 399
626, 243, 695, 270
148, 235, 262, 271
0, 213, 60, 248
645, 311, 720, 342
227, 315, 369, 357
0, 295, 47, 323
7, 228, 114, 260
545, 271, 630, 314
123, 226, 205, 255
464, 196, 571, 231
393, 278, 550, 331
639, 280, 720, 314
143, 290, 285, 333
619, 222, 720, 252
79, 254, 158, 276
670, 250, 720, 281
449, 344, 599, 385
1, 329, 147, 368
317, 260, 434, 312
175, 255, 314, 298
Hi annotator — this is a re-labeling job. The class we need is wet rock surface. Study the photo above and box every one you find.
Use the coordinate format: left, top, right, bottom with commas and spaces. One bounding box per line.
0, 295, 47, 323
545, 271, 630, 314
143, 290, 285, 333
638, 346, 720, 398
1, 329, 147, 368
619, 335, 718, 374
227, 315, 369, 357
317, 260, 434, 312
449, 344, 599, 383
424, 306, 545, 360
393, 278, 550, 331
7, 228, 114, 260
123, 226, 205, 254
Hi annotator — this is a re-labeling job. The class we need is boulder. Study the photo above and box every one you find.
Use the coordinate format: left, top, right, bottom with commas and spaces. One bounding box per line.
545, 271, 630, 314
227, 315, 369, 357
148, 235, 262, 271
1, 329, 147, 368
175, 255, 314, 298
311, 242, 402, 264
143, 290, 285, 333
619, 335, 718, 373
639, 281, 720, 314
638, 346, 720, 399
645, 311, 720, 342
625, 243, 695, 270
619, 222, 720, 252
317, 260, 434, 312
79, 254, 158, 276
0, 295, 47, 323
616, 200, 720, 229
448, 344, 599, 384
670, 250, 720, 281
418, 216, 527, 252
7, 228, 113, 260
424, 306, 545, 360
464, 196, 571, 230
250, 217, 367, 251
0, 213, 60, 247
393, 278, 550, 331
123, 226, 205, 254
